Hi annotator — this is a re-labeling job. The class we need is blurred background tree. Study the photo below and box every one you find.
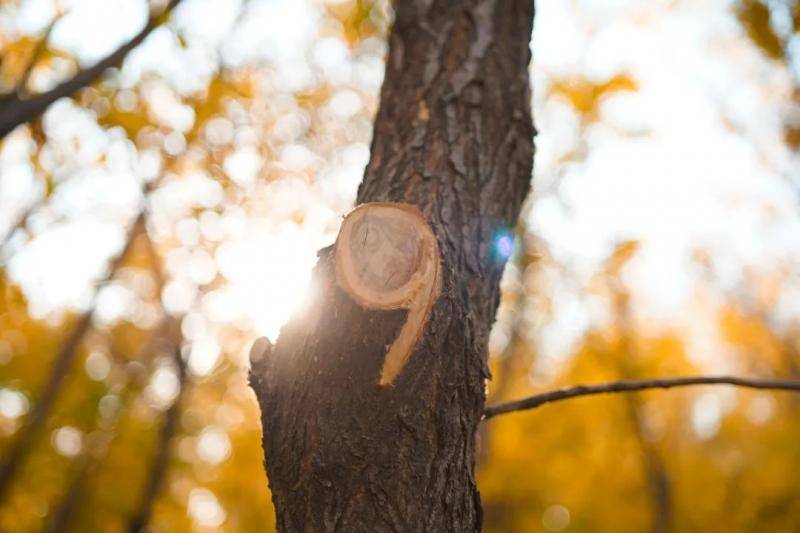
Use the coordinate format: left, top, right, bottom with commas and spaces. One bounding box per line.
0, 0, 798, 531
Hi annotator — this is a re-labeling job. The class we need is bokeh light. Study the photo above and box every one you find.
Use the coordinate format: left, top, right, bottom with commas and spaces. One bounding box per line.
0, 0, 798, 531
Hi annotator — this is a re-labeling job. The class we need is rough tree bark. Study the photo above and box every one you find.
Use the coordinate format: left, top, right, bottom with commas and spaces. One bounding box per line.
250, 1, 535, 531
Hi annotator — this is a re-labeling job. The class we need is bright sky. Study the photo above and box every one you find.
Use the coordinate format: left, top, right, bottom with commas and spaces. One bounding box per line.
528, 0, 799, 361
0, 0, 798, 380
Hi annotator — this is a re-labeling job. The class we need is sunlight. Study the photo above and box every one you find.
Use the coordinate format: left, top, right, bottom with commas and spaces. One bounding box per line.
1, 0, 799, 530
215, 221, 319, 342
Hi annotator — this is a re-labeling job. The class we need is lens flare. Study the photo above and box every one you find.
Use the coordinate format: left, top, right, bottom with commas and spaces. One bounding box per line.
491, 228, 516, 263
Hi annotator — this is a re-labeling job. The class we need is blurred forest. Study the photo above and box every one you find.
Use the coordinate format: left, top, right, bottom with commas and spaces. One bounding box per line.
0, 0, 799, 531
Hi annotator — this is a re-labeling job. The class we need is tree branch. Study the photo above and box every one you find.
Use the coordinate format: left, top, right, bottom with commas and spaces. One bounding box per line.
47, 329, 166, 532
46, 276, 172, 532
11, 16, 59, 100
0, 0, 183, 140
1, 201, 36, 256
483, 376, 800, 420
128, 342, 187, 533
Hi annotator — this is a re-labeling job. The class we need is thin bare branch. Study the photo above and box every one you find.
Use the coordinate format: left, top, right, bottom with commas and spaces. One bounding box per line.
13, 15, 59, 98
0, 0, 184, 140
483, 376, 800, 420
0, 198, 41, 255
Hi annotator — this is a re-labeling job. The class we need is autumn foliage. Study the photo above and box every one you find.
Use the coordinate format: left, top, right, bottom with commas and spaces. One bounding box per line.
0, 0, 799, 531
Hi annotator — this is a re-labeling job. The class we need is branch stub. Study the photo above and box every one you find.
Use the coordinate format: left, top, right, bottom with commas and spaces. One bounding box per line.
335, 202, 441, 385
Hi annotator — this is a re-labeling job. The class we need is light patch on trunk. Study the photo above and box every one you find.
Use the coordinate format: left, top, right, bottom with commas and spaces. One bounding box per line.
335, 202, 441, 386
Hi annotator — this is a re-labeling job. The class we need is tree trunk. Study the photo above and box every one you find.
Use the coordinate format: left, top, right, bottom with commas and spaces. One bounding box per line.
250, 1, 535, 531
